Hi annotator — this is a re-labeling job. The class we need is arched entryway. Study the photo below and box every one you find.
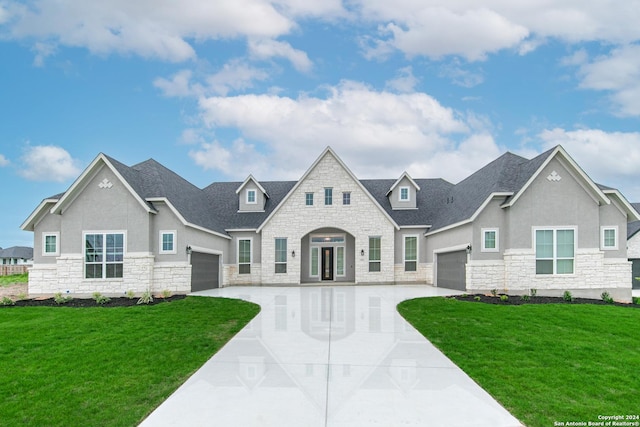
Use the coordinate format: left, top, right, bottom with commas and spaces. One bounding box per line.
300, 227, 355, 283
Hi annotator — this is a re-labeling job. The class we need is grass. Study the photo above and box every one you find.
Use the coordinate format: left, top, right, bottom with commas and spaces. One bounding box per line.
397, 297, 640, 427
0, 273, 28, 287
0, 296, 260, 426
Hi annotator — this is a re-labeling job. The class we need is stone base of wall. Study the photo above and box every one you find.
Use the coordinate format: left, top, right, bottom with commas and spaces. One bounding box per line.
466, 249, 633, 303
28, 253, 193, 297
393, 263, 429, 284
223, 264, 262, 286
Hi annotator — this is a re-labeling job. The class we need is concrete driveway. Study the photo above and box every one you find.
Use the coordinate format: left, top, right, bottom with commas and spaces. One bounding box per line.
140, 285, 523, 427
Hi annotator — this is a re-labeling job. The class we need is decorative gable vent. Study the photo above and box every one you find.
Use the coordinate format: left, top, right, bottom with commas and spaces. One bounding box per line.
98, 178, 113, 189
547, 171, 562, 182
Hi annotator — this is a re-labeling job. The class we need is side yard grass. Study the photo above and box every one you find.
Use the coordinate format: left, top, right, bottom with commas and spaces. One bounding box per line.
397, 297, 640, 427
0, 273, 28, 286
0, 296, 260, 426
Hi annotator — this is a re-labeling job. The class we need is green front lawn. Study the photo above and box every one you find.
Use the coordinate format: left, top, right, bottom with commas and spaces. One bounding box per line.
0, 296, 260, 426
398, 297, 640, 427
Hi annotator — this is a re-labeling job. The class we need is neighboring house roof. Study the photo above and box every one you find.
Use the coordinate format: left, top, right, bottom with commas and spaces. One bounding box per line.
21, 145, 637, 238
0, 246, 33, 260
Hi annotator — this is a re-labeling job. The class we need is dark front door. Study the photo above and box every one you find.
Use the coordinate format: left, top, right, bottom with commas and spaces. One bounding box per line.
321, 247, 334, 281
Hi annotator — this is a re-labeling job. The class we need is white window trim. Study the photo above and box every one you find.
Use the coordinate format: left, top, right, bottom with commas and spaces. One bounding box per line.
275, 237, 287, 274
246, 189, 257, 204
533, 226, 577, 276
42, 232, 60, 256
601, 226, 618, 250
237, 237, 253, 274
305, 192, 314, 207
403, 235, 419, 272
83, 231, 127, 280
399, 186, 410, 201
481, 228, 499, 252
159, 230, 177, 254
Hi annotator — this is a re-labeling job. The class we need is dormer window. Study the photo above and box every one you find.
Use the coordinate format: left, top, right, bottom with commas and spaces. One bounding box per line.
247, 189, 257, 204
399, 187, 410, 201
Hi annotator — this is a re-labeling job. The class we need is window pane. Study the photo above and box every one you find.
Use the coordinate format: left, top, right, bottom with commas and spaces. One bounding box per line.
405, 261, 417, 272
484, 231, 496, 249
536, 260, 553, 274
369, 261, 381, 272
536, 230, 553, 258
556, 230, 574, 258
275, 264, 287, 274
400, 188, 409, 200
369, 237, 381, 261
239, 240, 251, 263
324, 188, 333, 205
604, 229, 616, 247
239, 264, 251, 274
556, 259, 574, 274
248, 190, 256, 203
342, 192, 350, 205
85, 234, 103, 262
306, 193, 313, 206
275, 238, 287, 263
45, 235, 57, 253
85, 264, 102, 279
405, 236, 417, 261
106, 263, 123, 278
337, 247, 344, 275
311, 247, 319, 276
162, 233, 174, 251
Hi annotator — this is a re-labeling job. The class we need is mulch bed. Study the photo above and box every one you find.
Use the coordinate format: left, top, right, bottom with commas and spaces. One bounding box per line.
2, 294, 187, 308
452, 293, 640, 308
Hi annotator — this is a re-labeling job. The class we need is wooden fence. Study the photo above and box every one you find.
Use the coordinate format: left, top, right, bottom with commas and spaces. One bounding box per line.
0, 265, 29, 276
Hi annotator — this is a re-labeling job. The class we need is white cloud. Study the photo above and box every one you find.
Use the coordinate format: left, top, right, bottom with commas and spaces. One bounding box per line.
0, 154, 9, 167
206, 59, 270, 95
539, 127, 640, 200
573, 45, 640, 117
19, 145, 81, 182
439, 60, 483, 87
385, 66, 419, 93
155, 60, 270, 98
356, 1, 640, 61
4, 0, 295, 62
248, 38, 313, 72
192, 81, 502, 183
31, 41, 56, 67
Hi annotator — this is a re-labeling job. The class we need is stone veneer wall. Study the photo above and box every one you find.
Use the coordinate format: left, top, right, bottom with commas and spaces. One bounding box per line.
393, 263, 430, 284
224, 264, 262, 286
464, 248, 632, 302
628, 234, 640, 259
260, 152, 396, 285
28, 253, 193, 296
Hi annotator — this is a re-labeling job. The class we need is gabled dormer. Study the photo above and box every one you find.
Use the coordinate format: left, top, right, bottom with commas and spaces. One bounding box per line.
236, 175, 268, 212
386, 171, 420, 210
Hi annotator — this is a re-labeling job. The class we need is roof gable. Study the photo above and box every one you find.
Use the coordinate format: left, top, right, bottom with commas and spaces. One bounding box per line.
257, 147, 399, 232
386, 171, 421, 196
235, 175, 269, 198
50, 153, 156, 217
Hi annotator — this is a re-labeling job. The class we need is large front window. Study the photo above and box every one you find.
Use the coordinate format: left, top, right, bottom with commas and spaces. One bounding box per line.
85, 233, 124, 279
369, 236, 381, 272
275, 238, 287, 274
404, 236, 417, 272
238, 239, 251, 274
535, 228, 575, 275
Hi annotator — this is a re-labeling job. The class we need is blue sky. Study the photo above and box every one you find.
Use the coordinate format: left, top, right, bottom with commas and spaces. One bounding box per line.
2, 1, 640, 248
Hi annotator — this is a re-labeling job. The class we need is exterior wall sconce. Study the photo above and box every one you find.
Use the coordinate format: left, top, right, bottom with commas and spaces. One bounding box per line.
360, 249, 365, 256
186, 245, 192, 255
291, 250, 296, 258
466, 244, 472, 254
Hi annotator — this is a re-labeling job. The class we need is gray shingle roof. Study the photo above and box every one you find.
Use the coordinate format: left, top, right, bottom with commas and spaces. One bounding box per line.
628, 203, 640, 239
0, 246, 33, 260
